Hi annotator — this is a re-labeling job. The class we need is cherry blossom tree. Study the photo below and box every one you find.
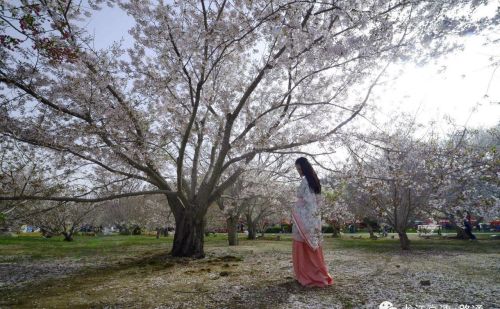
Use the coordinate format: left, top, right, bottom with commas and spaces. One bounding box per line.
316, 173, 353, 237
216, 176, 247, 245
328, 115, 499, 248
96, 194, 173, 235
327, 178, 380, 238
1, 0, 497, 257
25, 201, 99, 241
217, 154, 291, 244
203, 201, 226, 234
219, 166, 290, 241
0, 138, 91, 235
333, 113, 439, 249
244, 181, 290, 240
425, 124, 500, 239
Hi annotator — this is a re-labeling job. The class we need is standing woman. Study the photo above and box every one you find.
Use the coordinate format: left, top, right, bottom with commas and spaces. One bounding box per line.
291, 157, 333, 287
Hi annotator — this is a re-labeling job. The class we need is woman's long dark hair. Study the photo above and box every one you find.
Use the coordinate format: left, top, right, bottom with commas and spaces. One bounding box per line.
295, 157, 321, 194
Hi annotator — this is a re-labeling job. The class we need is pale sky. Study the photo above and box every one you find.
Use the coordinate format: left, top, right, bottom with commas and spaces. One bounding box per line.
371, 33, 499, 134
84, 4, 499, 137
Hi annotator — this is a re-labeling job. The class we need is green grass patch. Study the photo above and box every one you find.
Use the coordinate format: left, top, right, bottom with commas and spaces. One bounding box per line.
0, 234, 173, 261
326, 234, 500, 253
1, 232, 498, 261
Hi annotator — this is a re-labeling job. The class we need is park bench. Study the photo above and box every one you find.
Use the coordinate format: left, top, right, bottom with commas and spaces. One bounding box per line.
417, 224, 441, 238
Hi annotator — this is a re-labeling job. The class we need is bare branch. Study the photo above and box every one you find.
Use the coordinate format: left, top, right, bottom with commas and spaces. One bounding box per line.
0, 190, 176, 203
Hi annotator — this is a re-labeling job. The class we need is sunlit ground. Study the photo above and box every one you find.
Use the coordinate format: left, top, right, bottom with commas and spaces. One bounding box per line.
1, 233, 498, 308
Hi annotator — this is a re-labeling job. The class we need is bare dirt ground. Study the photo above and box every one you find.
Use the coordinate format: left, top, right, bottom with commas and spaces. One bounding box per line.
1, 235, 499, 308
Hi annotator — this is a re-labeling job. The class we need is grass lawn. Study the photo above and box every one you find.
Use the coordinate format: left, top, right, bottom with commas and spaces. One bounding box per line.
1, 233, 499, 308
0, 234, 175, 261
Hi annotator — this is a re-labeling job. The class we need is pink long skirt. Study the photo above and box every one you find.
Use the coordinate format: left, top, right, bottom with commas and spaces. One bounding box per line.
292, 239, 334, 287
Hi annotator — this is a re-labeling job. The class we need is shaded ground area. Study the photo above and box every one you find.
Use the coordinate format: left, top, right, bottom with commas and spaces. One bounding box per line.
0, 234, 499, 308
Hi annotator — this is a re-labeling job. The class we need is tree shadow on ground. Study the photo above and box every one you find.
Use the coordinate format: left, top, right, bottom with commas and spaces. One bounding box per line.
0, 251, 250, 307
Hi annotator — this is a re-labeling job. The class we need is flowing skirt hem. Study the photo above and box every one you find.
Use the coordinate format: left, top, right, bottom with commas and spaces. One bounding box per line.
292, 239, 333, 287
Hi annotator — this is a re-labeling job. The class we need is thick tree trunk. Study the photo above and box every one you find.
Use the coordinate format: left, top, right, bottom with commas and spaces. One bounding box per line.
448, 217, 472, 240
245, 214, 257, 240
331, 225, 341, 238
397, 231, 410, 250
62, 231, 73, 242
455, 226, 472, 240
227, 216, 239, 246
363, 218, 378, 239
171, 208, 206, 258
0, 218, 10, 236
247, 223, 257, 240
40, 228, 51, 238
367, 224, 377, 239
